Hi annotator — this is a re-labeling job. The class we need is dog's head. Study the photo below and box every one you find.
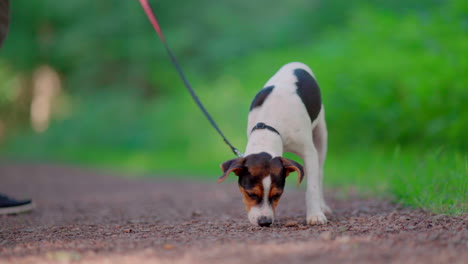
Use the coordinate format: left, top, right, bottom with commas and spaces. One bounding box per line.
218, 152, 304, 227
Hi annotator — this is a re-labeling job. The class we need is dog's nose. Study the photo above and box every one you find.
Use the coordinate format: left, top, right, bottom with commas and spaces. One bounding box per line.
258, 216, 272, 227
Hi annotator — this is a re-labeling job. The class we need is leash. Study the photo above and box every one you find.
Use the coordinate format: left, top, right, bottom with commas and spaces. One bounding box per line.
138, 0, 243, 158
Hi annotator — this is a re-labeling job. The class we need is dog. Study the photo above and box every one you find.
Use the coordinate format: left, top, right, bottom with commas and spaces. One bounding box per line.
218, 62, 330, 226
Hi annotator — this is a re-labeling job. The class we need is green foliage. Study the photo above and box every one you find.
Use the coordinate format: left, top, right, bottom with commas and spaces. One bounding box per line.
214, 2, 467, 149
390, 149, 467, 215
326, 147, 467, 215
1, 0, 450, 93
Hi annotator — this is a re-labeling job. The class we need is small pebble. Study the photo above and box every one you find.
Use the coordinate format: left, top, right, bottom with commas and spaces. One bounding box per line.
163, 244, 175, 250
124, 229, 133, 233
285, 220, 298, 227
192, 211, 202, 217
432, 214, 446, 221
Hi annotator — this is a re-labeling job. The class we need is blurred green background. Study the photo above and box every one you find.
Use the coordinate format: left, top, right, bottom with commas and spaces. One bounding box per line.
0, 0, 466, 213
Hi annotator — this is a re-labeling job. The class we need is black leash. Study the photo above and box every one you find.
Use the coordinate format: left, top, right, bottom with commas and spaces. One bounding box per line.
139, 0, 243, 157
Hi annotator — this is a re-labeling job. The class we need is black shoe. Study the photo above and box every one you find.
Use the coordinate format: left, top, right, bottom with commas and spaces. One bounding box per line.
0, 193, 34, 215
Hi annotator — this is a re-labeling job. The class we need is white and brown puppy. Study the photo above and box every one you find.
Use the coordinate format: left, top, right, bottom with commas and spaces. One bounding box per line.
218, 62, 330, 227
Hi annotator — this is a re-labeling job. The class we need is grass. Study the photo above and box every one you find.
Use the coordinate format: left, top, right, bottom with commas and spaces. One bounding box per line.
390, 148, 467, 214
325, 147, 467, 215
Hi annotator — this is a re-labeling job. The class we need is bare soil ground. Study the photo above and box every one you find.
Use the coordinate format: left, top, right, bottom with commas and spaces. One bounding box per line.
0, 164, 467, 264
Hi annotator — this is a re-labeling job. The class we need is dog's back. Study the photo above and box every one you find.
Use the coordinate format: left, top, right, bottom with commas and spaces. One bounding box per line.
248, 62, 323, 154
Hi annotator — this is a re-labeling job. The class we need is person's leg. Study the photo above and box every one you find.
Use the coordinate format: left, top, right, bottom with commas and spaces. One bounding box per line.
0, 0, 34, 215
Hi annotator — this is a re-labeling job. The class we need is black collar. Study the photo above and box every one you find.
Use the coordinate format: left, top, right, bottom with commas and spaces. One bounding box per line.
251, 122, 281, 136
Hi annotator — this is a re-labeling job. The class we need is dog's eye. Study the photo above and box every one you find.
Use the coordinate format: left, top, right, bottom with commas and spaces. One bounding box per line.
271, 193, 281, 201
247, 193, 259, 200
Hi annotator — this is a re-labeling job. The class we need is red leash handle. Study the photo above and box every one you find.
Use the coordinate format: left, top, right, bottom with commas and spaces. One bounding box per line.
139, 0, 165, 42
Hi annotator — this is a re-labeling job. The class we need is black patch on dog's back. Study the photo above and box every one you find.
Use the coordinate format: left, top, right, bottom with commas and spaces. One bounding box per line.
250, 86, 274, 111
294, 69, 321, 122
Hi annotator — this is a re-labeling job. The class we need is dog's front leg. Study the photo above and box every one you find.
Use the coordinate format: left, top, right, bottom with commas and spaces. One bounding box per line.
304, 146, 327, 225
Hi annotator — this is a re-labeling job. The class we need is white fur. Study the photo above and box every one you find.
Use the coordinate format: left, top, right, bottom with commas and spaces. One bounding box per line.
247, 176, 274, 225
245, 62, 330, 225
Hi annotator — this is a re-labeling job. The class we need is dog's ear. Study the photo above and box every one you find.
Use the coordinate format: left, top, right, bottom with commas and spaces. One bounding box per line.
279, 157, 304, 186
218, 158, 246, 183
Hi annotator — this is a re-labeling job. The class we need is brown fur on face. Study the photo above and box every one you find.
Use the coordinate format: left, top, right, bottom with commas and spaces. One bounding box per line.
269, 186, 283, 213
238, 185, 262, 212
220, 152, 304, 214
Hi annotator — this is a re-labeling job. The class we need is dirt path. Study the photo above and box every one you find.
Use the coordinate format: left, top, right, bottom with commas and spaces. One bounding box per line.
0, 164, 466, 264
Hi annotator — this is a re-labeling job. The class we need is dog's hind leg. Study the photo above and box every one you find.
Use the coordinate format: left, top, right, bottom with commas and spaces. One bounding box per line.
313, 107, 331, 214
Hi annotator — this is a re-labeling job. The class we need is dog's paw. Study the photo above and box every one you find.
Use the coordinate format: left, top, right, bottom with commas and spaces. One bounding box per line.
307, 213, 328, 225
